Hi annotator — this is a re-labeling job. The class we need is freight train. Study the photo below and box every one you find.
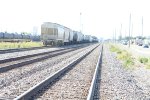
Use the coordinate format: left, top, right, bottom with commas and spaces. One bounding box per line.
41, 22, 98, 46
0, 32, 40, 42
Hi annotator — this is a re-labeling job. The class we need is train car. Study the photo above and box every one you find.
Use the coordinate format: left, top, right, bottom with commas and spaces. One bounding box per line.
78, 32, 84, 43
92, 36, 98, 42
22, 34, 30, 39
63, 27, 70, 45
0, 32, 41, 42
30, 35, 41, 41
14, 33, 22, 39
4, 33, 14, 39
83, 35, 92, 43
69, 29, 74, 44
41, 22, 99, 45
41, 22, 72, 46
0, 32, 4, 39
73, 31, 84, 43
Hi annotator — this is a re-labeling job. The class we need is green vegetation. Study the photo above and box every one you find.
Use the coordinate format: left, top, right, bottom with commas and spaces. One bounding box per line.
0, 42, 43, 49
123, 58, 134, 68
139, 57, 150, 69
110, 45, 134, 69
110, 45, 119, 52
110, 44, 150, 69
139, 57, 148, 64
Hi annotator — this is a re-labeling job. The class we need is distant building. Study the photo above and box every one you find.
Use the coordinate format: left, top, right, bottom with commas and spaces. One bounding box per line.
32, 26, 38, 36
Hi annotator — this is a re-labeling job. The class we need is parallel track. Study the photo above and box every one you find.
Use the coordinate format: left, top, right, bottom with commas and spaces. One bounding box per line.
0, 46, 49, 54
14, 44, 100, 100
0, 44, 90, 73
0, 43, 92, 54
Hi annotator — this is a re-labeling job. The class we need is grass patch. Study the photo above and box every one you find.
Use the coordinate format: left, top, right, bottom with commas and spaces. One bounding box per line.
123, 57, 134, 69
139, 57, 148, 64
110, 45, 120, 52
146, 64, 150, 69
139, 57, 150, 69
110, 45, 134, 68
0, 41, 43, 49
110, 44, 150, 69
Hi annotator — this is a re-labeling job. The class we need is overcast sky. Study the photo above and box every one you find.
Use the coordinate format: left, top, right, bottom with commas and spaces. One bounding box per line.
0, 0, 150, 39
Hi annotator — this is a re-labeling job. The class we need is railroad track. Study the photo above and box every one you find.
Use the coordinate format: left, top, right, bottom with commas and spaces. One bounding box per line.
0, 43, 93, 54
87, 46, 103, 100
0, 46, 49, 54
12, 44, 102, 100
0, 44, 98, 99
0, 44, 90, 73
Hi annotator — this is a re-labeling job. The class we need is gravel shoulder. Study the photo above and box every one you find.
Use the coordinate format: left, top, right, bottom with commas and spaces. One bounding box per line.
99, 44, 150, 100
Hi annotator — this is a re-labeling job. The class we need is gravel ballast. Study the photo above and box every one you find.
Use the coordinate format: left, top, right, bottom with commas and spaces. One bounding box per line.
0, 44, 98, 99
0, 44, 92, 89
0, 47, 59, 60
99, 44, 150, 100
0, 44, 89, 61
34, 45, 101, 100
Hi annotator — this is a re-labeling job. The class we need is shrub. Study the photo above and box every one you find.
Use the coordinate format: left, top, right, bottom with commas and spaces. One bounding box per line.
124, 58, 134, 68
117, 50, 122, 54
139, 57, 148, 64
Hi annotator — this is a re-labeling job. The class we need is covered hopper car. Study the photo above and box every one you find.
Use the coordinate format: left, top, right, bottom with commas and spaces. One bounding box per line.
41, 22, 73, 46
41, 22, 98, 46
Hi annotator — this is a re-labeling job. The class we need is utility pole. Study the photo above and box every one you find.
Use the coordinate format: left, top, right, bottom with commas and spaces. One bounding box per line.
115, 29, 116, 43
120, 24, 122, 40
142, 16, 143, 37
80, 12, 82, 33
125, 29, 127, 38
131, 23, 133, 37
128, 13, 131, 48
112, 30, 114, 42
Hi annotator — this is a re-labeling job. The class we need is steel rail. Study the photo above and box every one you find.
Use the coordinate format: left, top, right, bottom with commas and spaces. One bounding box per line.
0, 43, 92, 54
0, 45, 89, 73
0, 44, 90, 64
14, 44, 99, 100
0, 48, 66, 64
87, 45, 103, 100
0, 46, 49, 54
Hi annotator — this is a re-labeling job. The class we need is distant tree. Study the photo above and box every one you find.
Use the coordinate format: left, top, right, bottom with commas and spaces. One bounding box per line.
21, 32, 31, 35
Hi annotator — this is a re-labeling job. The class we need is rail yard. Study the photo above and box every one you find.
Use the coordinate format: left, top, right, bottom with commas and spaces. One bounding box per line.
1, 0, 150, 99
0, 42, 150, 100
0, 43, 99, 99
0, 21, 150, 100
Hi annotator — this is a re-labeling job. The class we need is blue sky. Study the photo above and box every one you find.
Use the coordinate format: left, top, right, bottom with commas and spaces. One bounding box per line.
0, 0, 150, 39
